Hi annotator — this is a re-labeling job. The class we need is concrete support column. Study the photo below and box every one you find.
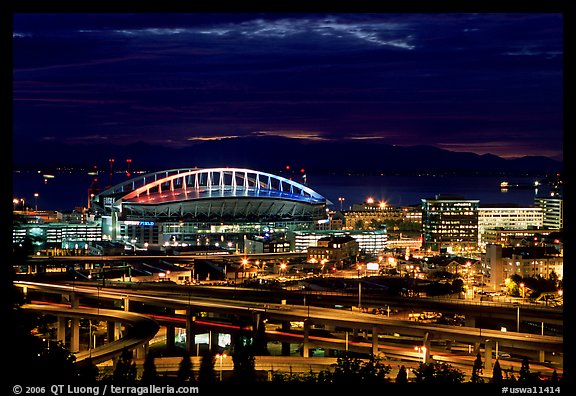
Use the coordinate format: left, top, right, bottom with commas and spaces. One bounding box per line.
114, 322, 122, 340
210, 331, 219, 354
445, 340, 452, 351
371, 327, 379, 356
302, 319, 310, 358
70, 292, 79, 308
281, 321, 291, 356
538, 350, 545, 363
57, 317, 66, 343
185, 308, 195, 355
136, 342, 148, 359
166, 325, 175, 351
122, 296, 130, 312
253, 312, 261, 332
107, 321, 115, 342
353, 328, 359, 338
70, 318, 80, 353
484, 342, 493, 371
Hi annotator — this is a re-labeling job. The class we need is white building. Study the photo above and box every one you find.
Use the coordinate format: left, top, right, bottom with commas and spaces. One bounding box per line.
290, 229, 388, 255
478, 205, 543, 249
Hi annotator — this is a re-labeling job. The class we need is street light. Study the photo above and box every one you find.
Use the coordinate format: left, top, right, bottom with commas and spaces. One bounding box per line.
338, 197, 345, 211
241, 258, 248, 280
34, 193, 39, 211
414, 345, 427, 363
216, 353, 227, 381
519, 282, 526, 300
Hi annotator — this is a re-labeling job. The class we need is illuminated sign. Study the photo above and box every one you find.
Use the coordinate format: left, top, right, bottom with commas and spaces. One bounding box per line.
124, 220, 155, 226
366, 262, 379, 271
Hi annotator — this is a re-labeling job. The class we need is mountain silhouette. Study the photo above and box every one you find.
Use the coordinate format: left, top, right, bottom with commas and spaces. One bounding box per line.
12, 136, 562, 176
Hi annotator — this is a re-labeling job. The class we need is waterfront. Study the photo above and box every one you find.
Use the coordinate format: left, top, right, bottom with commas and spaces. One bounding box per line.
13, 170, 549, 212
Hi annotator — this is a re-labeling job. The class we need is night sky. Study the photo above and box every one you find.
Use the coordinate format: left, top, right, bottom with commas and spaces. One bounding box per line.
12, 12, 564, 162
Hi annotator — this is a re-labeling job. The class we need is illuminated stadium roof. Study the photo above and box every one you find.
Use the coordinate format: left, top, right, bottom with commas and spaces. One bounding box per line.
92, 168, 330, 222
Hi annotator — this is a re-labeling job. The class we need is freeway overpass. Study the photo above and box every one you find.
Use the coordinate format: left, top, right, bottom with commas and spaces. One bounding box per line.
15, 280, 563, 373
22, 303, 159, 365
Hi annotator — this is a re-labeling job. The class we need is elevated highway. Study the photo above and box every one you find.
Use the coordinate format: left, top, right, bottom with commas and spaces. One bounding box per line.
16, 280, 563, 371
22, 303, 159, 365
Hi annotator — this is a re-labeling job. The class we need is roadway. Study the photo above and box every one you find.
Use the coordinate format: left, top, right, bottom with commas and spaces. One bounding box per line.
21, 302, 159, 365
16, 281, 563, 361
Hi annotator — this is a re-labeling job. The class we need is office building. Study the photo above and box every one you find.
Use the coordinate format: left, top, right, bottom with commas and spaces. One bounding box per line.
421, 194, 479, 254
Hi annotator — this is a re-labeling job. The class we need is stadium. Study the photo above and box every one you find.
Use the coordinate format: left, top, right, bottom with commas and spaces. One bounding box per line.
90, 167, 330, 251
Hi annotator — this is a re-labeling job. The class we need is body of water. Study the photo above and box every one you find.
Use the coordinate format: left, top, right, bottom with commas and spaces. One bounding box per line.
12, 171, 548, 212
308, 174, 547, 209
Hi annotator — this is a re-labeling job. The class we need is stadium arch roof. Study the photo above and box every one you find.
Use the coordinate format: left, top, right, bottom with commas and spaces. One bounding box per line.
92, 168, 330, 221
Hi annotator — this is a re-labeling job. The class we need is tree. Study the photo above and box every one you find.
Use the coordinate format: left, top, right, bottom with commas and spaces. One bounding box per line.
77, 357, 99, 383
113, 348, 137, 384
412, 362, 465, 384
359, 354, 391, 384
491, 359, 503, 383
140, 352, 158, 384
32, 339, 79, 383
518, 356, 533, 384
395, 365, 408, 384
549, 369, 559, 384
177, 352, 195, 384
332, 353, 363, 384
231, 320, 256, 383
451, 278, 465, 294
252, 315, 269, 355
549, 270, 558, 287
332, 353, 391, 384
470, 352, 484, 383
316, 369, 332, 384
198, 352, 217, 385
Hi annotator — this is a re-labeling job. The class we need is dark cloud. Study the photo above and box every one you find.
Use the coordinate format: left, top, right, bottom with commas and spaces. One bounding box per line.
13, 13, 563, 161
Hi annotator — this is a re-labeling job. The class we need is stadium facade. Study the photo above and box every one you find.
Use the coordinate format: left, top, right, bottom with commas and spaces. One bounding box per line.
90, 168, 331, 251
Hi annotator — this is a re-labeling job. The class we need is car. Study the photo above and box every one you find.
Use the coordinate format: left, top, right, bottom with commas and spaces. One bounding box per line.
492, 351, 511, 358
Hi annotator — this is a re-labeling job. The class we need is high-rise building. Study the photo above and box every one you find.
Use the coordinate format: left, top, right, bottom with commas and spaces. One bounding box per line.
421, 194, 479, 254
535, 196, 563, 230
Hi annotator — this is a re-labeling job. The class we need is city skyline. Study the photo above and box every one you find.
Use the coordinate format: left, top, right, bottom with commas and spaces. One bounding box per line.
12, 11, 564, 166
